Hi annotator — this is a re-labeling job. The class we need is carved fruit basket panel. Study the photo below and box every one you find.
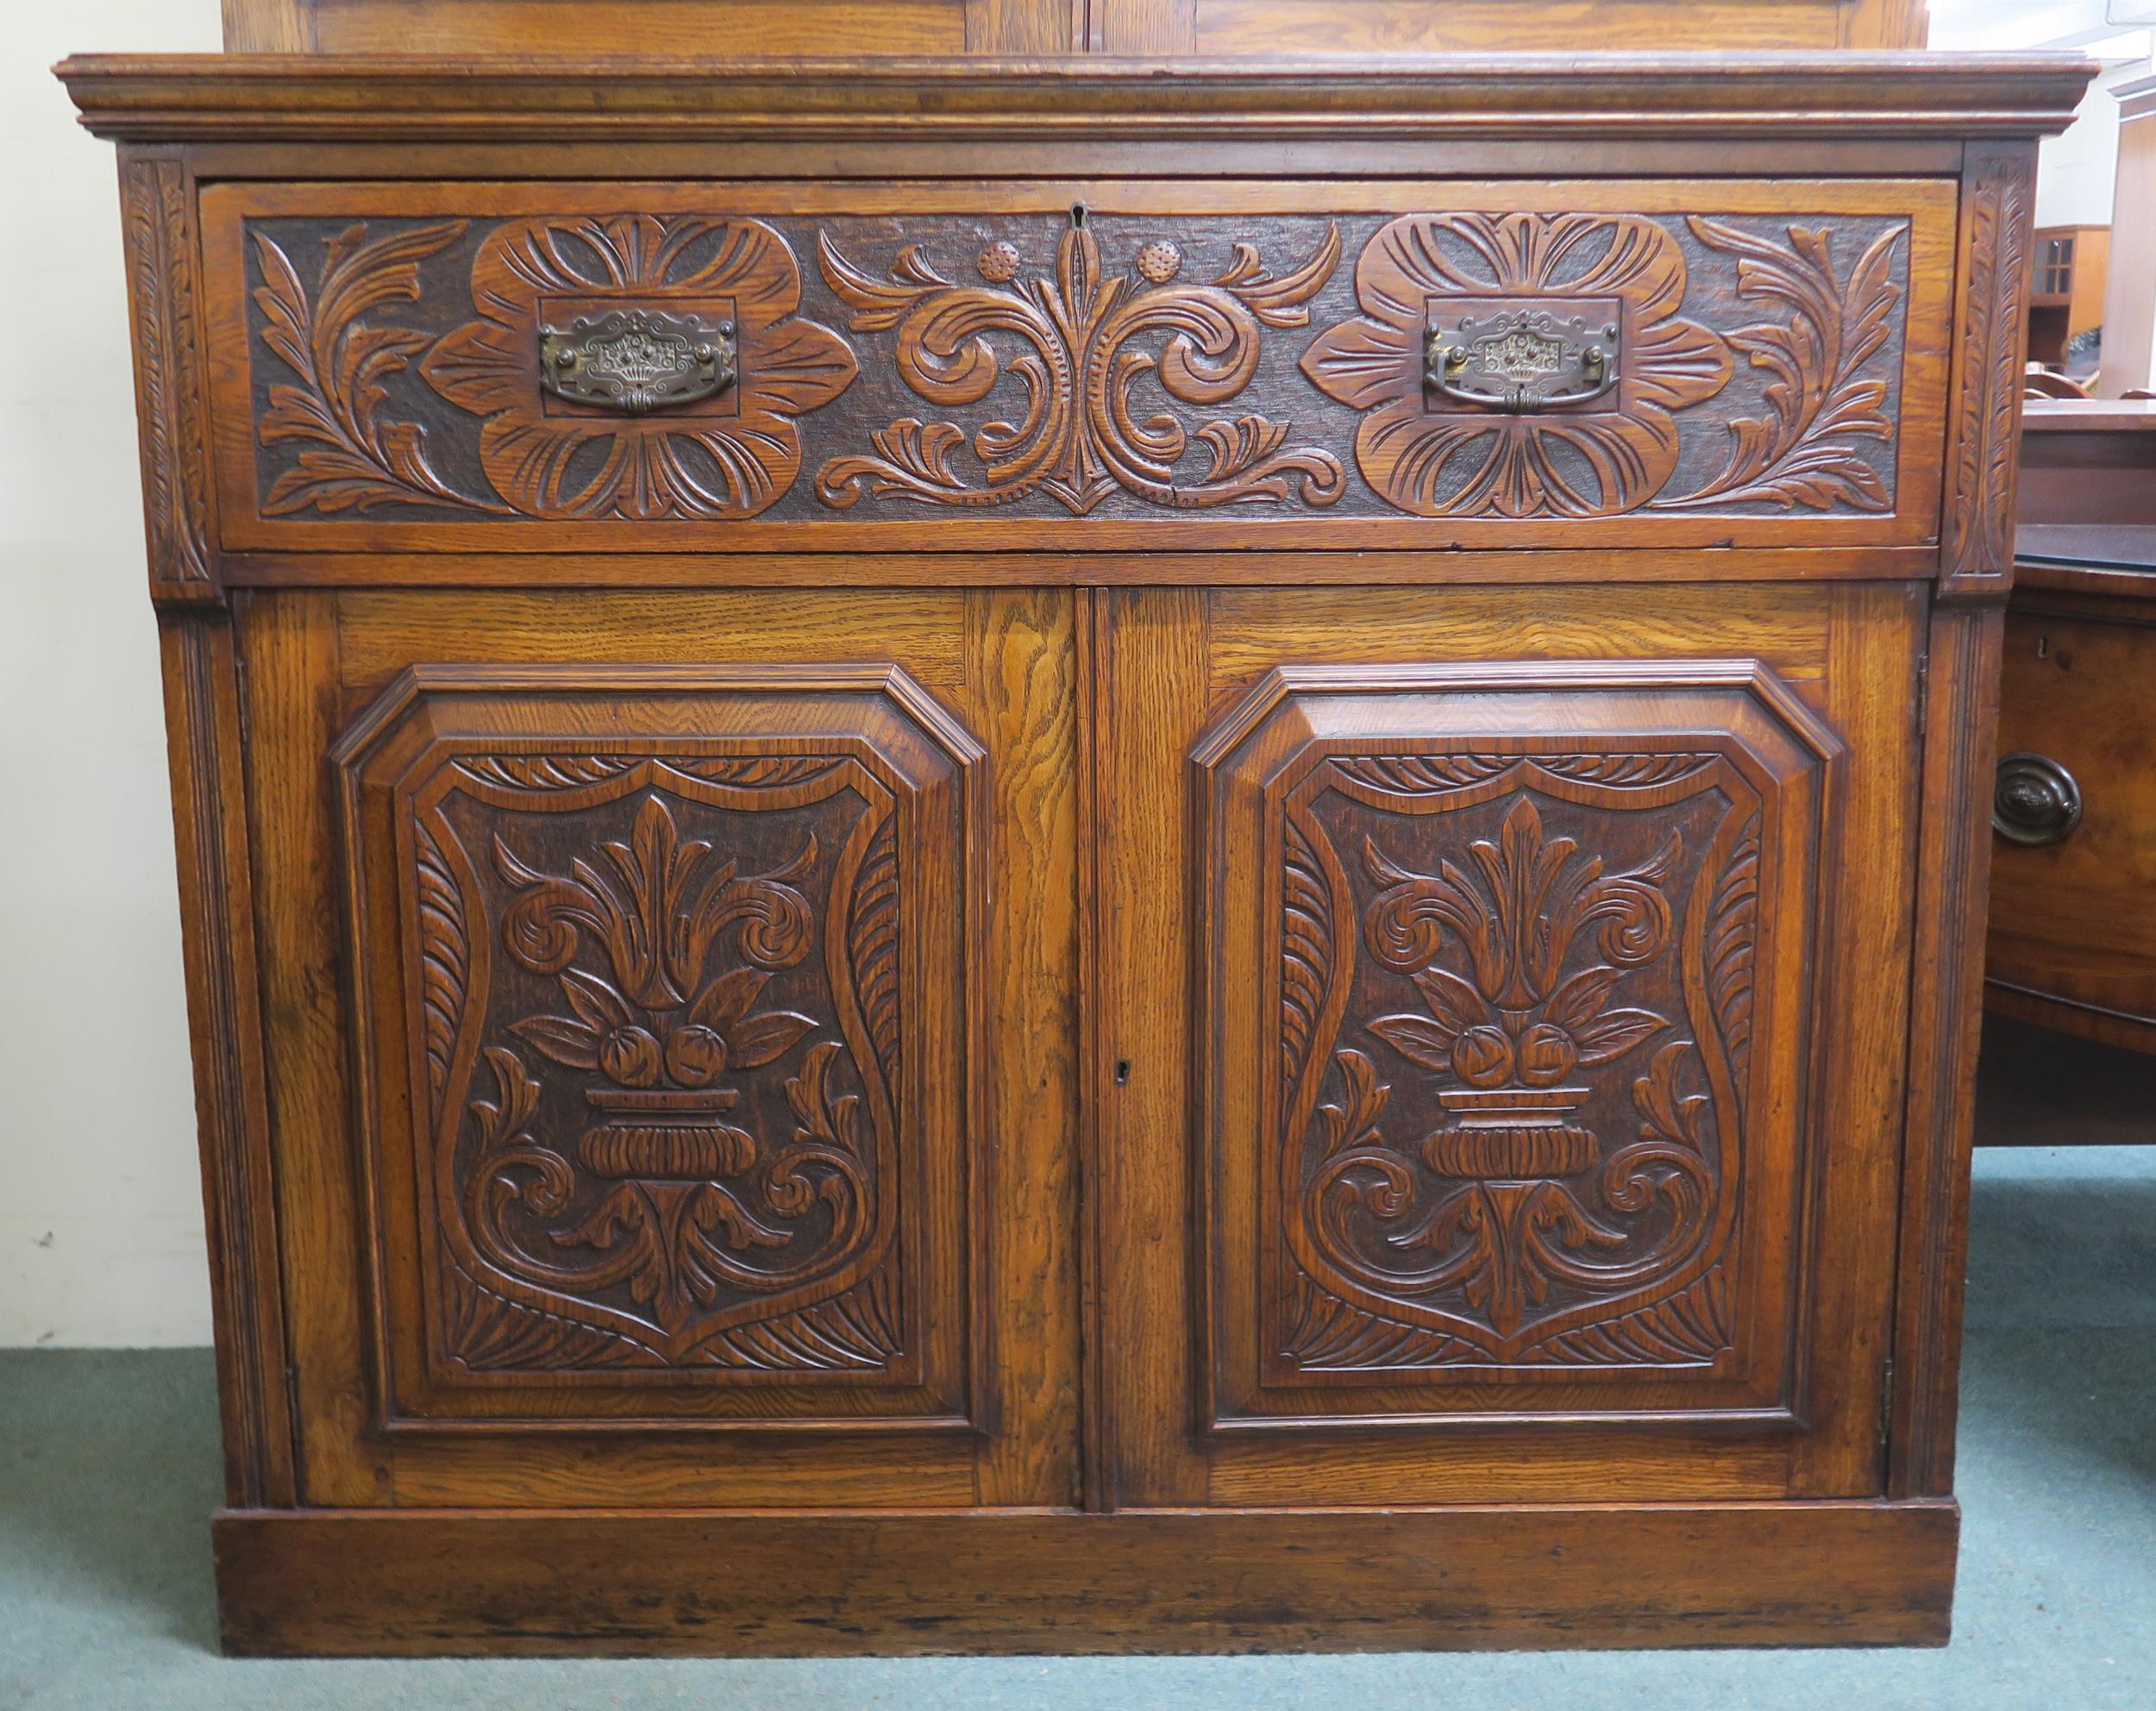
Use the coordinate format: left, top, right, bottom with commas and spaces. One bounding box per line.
1195, 663, 1839, 1427
335, 666, 980, 1429
197, 183, 1948, 546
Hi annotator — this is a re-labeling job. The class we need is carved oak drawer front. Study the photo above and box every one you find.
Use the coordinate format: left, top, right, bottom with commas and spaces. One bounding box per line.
198, 179, 1957, 555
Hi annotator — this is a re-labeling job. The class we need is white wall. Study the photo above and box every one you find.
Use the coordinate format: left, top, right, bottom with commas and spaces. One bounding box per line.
2036, 63, 2131, 225
0, 2, 221, 1345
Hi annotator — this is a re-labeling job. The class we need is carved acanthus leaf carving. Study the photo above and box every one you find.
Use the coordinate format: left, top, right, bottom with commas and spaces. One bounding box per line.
1652, 220, 1902, 511
122, 159, 215, 593
816, 222, 1347, 514
1302, 212, 1908, 520
1942, 149, 2035, 591
252, 221, 505, 515
251, 216, 857, 520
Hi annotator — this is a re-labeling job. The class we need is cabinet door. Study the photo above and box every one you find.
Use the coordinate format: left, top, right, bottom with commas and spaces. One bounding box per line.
243, 586, 1078, 1508
1092, 581, 1924, 1506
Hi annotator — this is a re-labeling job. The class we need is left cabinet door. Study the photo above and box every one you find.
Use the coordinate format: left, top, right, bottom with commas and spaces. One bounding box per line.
236, 585, 1079, 1509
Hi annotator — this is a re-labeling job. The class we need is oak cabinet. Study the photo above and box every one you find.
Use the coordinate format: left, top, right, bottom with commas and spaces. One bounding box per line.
62, 50, 2088, 1655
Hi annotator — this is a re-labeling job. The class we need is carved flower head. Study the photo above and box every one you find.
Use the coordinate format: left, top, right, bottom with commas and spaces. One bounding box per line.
421, 216, 856, 520
1362, 798, 1678, 1088
1301, 213, 1733, 517
1135, 239, 1182, 283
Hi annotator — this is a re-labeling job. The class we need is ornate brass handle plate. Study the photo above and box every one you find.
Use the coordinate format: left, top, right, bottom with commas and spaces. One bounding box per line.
539, 308, 736, 414
1425, 302, 1621, 413
1993, 751, 2083, 847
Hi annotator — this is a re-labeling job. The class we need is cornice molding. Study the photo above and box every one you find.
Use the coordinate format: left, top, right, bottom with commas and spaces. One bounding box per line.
59, 53, 2095, 145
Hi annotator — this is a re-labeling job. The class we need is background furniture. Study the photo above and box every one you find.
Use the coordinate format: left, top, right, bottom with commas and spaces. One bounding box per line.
2025, 224, 2109, 372
1979, 400, 2156, 1147
61, 25, 2086, 1656
1987, 400, 2156, 1056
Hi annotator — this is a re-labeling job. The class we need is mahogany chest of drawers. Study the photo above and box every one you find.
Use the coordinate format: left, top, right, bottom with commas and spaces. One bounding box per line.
60, 50, 2089, 1653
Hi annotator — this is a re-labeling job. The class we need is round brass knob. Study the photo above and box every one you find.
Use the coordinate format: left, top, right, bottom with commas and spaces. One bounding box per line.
1993, 752, 2083, 848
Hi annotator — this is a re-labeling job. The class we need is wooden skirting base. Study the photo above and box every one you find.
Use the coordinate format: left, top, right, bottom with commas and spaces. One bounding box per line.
213, 1501, 1959, 1656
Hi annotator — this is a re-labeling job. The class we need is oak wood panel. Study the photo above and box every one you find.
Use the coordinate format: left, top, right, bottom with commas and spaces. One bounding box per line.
121, 158, 217, 606
1196, 663, 1837, 1432
1096, 580, 1921, 1507
1889, 605, 2002, 1497
223, 0, 1091, 54
192, 176, 1954, 557
218, 546, 1946, 591
241, 586, 1080, 1506
161, 615, 295, 1508
1940, 141, 2037, 604
336, 667, 981, 1429
211, 1501, 1959, 1655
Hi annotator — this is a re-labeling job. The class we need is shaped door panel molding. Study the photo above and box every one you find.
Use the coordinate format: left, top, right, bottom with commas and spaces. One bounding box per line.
335, 663, 981, 1432
1194, 661, 1840, 1431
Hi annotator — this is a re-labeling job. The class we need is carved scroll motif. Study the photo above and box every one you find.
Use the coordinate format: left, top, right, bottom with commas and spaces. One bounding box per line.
411, 759, 905, 1372
815, 220, 1347, 514
1275, 755, 1758, 1369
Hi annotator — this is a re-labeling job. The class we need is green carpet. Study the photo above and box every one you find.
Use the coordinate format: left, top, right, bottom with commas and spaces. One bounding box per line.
4, 1144, 2152, 1710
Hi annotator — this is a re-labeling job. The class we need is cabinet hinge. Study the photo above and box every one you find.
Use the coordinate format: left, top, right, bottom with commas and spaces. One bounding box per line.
1880, 1356, 1896, 1455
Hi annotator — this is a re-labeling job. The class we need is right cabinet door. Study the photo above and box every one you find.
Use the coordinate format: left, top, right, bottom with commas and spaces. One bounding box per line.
1092, 580, 1927, 1507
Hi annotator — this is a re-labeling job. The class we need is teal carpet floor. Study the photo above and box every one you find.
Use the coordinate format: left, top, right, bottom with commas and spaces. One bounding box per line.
4, 1144, 2153, 1710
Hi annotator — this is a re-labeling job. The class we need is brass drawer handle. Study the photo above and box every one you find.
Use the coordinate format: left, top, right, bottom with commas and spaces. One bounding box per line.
1425, 310, 1620, 413
1993, 752, 2083, 848
539, 309, 736, 414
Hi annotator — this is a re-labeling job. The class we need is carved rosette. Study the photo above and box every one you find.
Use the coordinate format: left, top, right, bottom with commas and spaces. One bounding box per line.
1300, 214, 1734, 517
1300, 212, 1906, 519
409, 756, 905, 1372
815, 221, 1346, 514
1274, 755, 1759, 1368
249, 215, 857, 519
422, 216, 857, 518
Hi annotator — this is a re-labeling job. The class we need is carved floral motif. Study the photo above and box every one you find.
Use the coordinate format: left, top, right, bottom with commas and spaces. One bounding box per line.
421, 216, 857, 518
251, 216, 857, 520
1301, 212, 1906, 519
815, 220, 1346, 513
1275, 755, 1759, 1368
1300, 213, 1733, 517
413, 761, 904, 1371
243, 208, 1913, 526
